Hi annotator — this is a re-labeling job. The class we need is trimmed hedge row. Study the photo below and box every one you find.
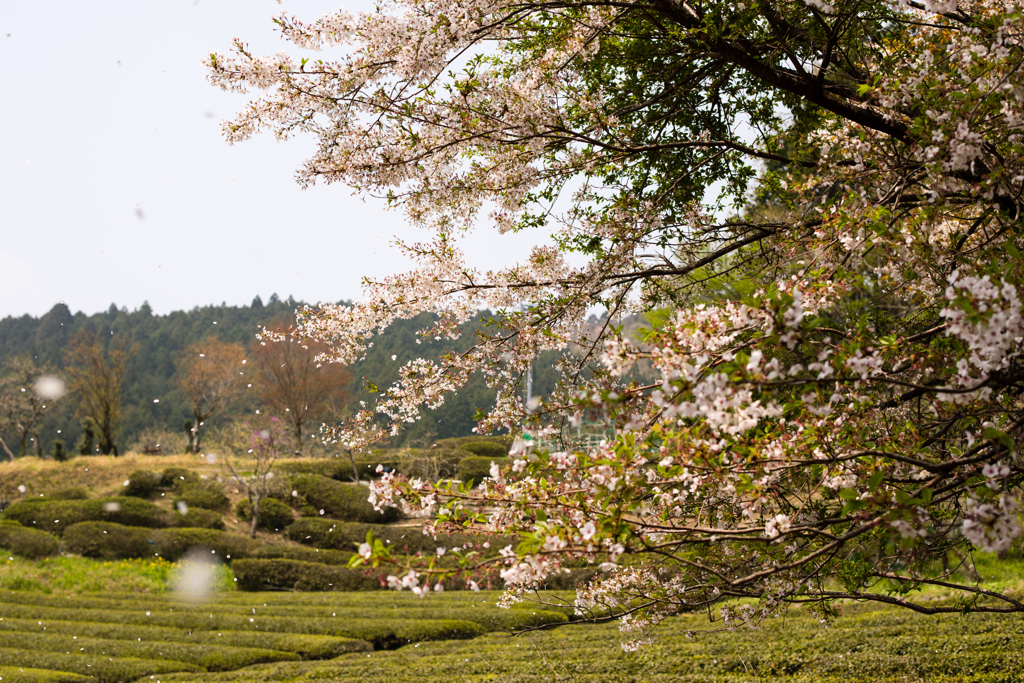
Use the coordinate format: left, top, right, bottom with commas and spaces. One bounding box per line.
123, 469, 164, 498
0, 617, 371, 659
290, 475, 400, 523
276, 445, 500, 482
153, 601, 1024, 683
162, 467, 200, 488
59, 521, 355, 564
0, 520, 60, 559
0, 647, 199, 683
286, 518, 510, 557
0, 667, 89, 683
235, 498, 295, 530
47, 488, 89, 501
0, 632, 298, 672
254, 543, 353, 565
456, 456, 510, 484
0, 601, 487, 649
174, 507, 225, 530
61, 522, 251, 561
124, 468, 229, 511
286, 519, 417, 552
452, 440, 509, 459
1, 498, 222, 535
0, 591, 570, 626
232, 558, 380, 592
158, 527, 252, 560
175, 481, 230, 512
434, 435, 513, 452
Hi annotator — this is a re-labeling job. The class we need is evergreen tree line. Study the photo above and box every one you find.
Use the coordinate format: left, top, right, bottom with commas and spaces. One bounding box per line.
0, 296, 560, 458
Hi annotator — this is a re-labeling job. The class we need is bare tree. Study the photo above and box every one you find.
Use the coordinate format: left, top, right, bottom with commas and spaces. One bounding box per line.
65, 330, 131, 456
176, 339, 247, 454
251, 323, 350, 453
0, 356, 64, 459
218, 413, 288, 538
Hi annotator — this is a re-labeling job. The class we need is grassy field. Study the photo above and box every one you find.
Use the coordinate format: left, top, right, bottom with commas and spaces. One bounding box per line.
0, 556, 237, 595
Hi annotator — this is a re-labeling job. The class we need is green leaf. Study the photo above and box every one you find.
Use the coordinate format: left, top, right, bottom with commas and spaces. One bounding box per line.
982, 426, 1014, 452
868, 469, 884, 491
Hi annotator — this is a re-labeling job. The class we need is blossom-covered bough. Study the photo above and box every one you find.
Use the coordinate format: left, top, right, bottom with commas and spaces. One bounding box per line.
208, 0, 1024, 645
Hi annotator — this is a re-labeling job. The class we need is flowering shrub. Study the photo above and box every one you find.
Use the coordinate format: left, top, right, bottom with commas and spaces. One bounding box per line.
209, 0, 1024, 644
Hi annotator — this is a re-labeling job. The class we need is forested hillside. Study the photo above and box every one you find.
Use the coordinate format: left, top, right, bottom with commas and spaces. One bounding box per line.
0, 297, 557, 456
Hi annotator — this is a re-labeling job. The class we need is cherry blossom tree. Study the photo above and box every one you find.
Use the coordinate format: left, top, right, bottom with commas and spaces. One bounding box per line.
208, 0, 1024, 643
218, 413, 290, 538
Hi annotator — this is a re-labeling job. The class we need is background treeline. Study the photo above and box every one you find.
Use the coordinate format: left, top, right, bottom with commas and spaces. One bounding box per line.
0, 296, 560, 457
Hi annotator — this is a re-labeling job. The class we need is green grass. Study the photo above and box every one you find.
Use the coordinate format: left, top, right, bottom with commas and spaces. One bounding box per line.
0, 556, 235, 594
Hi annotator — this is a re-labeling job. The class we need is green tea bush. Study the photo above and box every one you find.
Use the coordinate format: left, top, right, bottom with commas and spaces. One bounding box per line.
0, 666, 89, 683
171, 507, 225, 530
434, 435, 513, 452
162, 467, 200, 489
285, 518, 507, 557
255, 544, 352, 565
123, 470, 163, 498
175, 480, 230, 511
455, 440, 508, 459
277, 459, 355, 481
291, 475, 400, 523
0, 631, 298, 672
1, 498, 171, 535
0, 520, 60, 559
0, 595, 551, 647
210, 632, 371, 659
61, 523, 250, 561
0, 617, 371, 660
385, 620, 487, 647
235, 498, 295, 530
157, 528, 255, 561
456, 456, 510, 485
0, 647, 199, 683
287, 519, 389, 551
232, 558, 379, 592
48, 487, 89, 501
62, 522, 156, 559
388, 448, 466, 480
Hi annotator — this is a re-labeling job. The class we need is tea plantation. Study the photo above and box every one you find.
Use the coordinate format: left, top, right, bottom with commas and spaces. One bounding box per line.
0, 590, 567, 683
1, 590, 1023, 682
2, 448, 1024, 681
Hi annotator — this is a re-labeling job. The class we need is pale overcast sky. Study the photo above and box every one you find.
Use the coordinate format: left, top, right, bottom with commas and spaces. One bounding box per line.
0, 1, 540, 319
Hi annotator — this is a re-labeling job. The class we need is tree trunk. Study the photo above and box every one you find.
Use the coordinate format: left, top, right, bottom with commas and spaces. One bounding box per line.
293, 420, 303, 455
99, 416, 116, 455
189, 417, 202, 454
0, 435, 15, 461
249, 494, 260, 539
347, 449, 360, 485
